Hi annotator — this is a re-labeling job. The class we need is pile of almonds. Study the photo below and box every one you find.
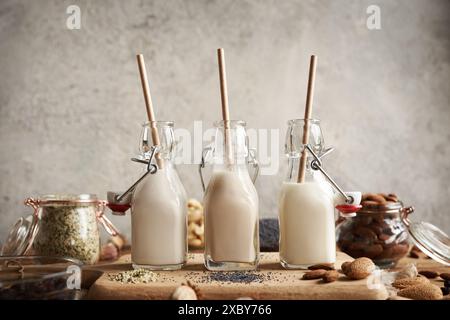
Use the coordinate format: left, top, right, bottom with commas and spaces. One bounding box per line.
390, 268, 449, 300
337, 193, 410, 264
188, 199, 204, 249
301, 258, 376, 283
361, 193, 398, 206
302, 263, 339, 283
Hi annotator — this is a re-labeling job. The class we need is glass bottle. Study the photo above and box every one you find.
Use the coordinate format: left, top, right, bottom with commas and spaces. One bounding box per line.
131, 121, 187, 270
202, 120, 259, 271
279, 119, 336, 269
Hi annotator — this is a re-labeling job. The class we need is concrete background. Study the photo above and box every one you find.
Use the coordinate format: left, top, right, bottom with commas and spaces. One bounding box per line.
0, 0, 449, 242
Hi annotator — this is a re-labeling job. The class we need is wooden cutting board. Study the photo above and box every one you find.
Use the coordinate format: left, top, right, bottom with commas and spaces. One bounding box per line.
87, 252, 388, 300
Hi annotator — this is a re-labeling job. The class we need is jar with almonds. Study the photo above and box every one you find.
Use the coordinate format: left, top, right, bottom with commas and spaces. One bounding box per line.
336, 193, 413, 268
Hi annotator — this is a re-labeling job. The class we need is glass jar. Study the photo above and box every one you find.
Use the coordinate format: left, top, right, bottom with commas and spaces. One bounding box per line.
201, 120, 259, 271
131, 121, 187, 270
1, 194, 118, 265
0, 256, 84, 300
336, 201, 413, 268
279, 119, 337, 269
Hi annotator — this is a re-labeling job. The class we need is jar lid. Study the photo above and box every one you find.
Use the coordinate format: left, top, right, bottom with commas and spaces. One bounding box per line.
401, 210, 450, 266
1, 214, 39, 256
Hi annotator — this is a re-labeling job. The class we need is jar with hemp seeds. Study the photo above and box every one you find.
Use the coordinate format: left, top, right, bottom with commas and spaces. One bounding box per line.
20, 194, 118, 264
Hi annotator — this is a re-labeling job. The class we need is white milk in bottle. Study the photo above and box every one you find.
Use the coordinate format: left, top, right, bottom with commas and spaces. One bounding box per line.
279, 180, 336, 267
278, 119, 336, 269
203, 120, 259, 271
131, 121, 187, 270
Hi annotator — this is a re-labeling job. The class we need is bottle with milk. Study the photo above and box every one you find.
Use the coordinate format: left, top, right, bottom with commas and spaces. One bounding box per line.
131, 121, 187, 270
202, 120, 259, 271
279, 119, 337, 269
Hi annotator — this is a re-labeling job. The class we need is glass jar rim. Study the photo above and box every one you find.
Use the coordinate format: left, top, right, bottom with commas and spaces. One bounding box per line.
142, 121, 174, 128
213, 120, 247, 128
357, 201, 404, 214
287, 118, 320, 125
33, 194, 100, 206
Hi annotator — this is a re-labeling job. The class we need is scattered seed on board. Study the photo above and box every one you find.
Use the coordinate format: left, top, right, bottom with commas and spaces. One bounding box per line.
108, 269, 157, 284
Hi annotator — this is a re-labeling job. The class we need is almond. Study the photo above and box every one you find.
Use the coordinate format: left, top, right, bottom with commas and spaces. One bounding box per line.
302, 269, 327, 280
398, 283, 443, 300
354, 227, 378, 241
322, 270, 340, 283
388, 193, 398, 198
392, 276, 430, 289
409, 250, 420, 258
440, 273, 450, 281
361, 200, 380, 206
418, 270, 439, 279
345, 257, 375, 280
308, 263, 335, 271
363, 244, 384, 259
364, 194, 386, 204
100, 242, 119, 261
341, 261, 352, 274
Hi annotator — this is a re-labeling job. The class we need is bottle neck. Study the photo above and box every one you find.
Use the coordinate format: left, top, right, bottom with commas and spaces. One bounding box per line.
286, 156, 324, 183
211, 122, 249, 168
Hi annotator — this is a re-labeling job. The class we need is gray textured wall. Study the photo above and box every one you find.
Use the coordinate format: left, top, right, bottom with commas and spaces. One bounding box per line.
0, 0, 449, 242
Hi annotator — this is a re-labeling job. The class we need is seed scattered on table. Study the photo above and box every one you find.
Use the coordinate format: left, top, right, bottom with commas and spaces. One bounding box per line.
108, 269, 157, 284
192, 271, 275, 284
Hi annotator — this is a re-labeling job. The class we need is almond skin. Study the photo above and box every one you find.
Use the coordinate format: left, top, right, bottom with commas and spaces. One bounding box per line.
322, 270, 340, 283
392, 276, 430, 289
345, 257, 375, 280
302, 269, 327, 280
398, 283, 443, 300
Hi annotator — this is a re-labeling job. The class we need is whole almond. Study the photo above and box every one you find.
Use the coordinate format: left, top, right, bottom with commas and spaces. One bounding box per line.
418, 270, 439, 279
346, 257, 375, 280
354, 227, 378, 241
361, 200, 379, 206
308, 263, 335, 271
322, 270, 340, 283
365, 194, 386, 204
302, 269, 327, 280
392, 276, 430, 289
363, 244, 384, 259
409, 250, 420, 258
341, 261, 352, 274
398, 283, 443, 300
440, 273, 450, 281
